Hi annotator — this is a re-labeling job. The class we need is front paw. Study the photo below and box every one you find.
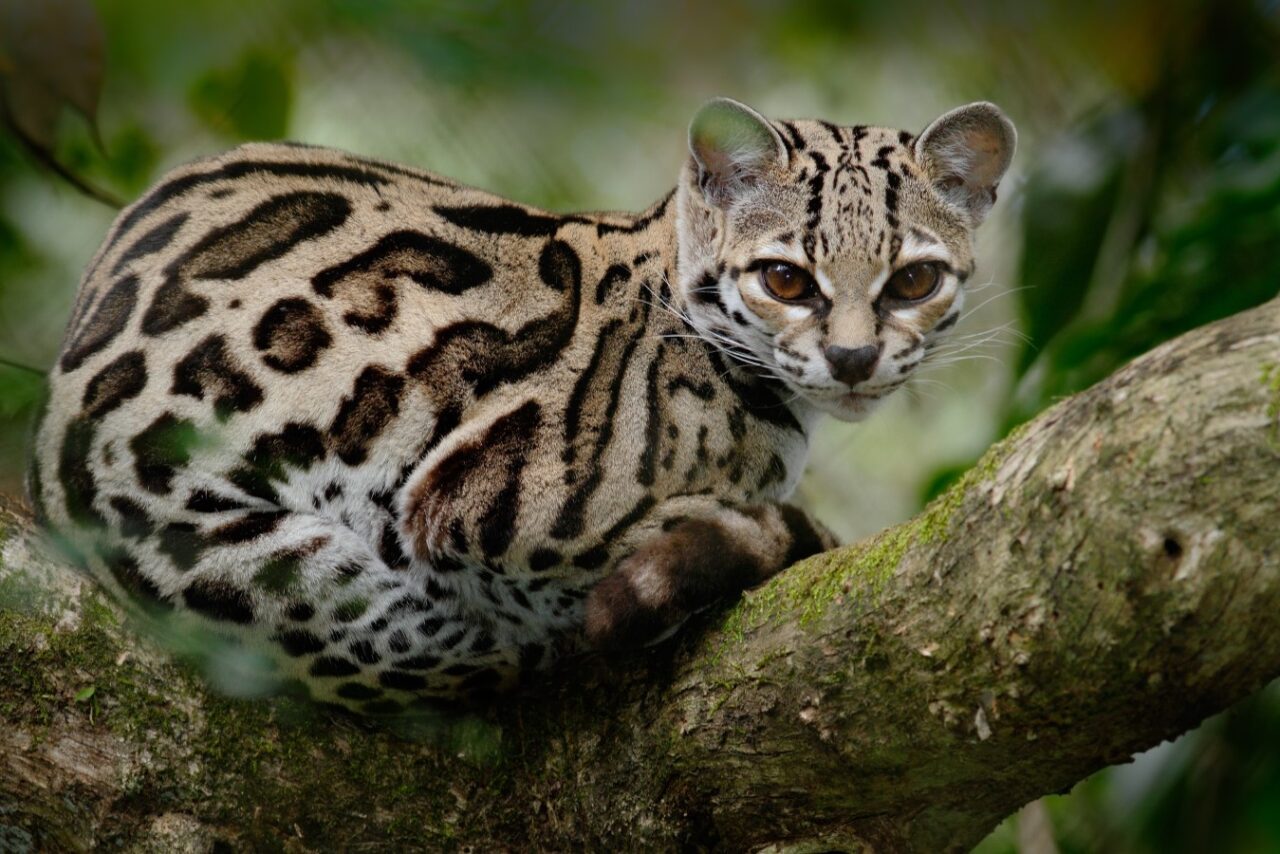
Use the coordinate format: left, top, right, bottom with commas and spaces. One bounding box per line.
583, 559, 673, 652
584, 519, 758, 651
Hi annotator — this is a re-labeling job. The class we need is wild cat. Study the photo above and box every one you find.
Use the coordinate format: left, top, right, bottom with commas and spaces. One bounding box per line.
30, 97, 1014, 710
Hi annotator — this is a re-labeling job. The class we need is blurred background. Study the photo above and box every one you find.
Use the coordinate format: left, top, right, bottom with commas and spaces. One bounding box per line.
1, 0, 1277, 849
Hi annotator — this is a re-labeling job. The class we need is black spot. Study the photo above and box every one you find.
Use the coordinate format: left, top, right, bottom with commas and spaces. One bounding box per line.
667, 376, 715, 401
185, 490, 249, 513
337, 682, 382, 700
313, 230, 492, 306
334, 561, 363, 584
439, 629, 468, 651
228, 422, 328, 502
379, 522, 410, 569
211, 511, 286, 544
425, 580, 458, 602
388, 630, 412, 654
818, 120, 844, 145
171, 335, 264, 418
573, 546, 609, 570
140, 275, 210, 337
349, 640, 381, 665
434, 203, 563, 236
287, 602, 315, 622
596, 191, 674, 237
309, 656, 361, 677
417, 616, 445, 637
181, 191, 351, 281
329, 366, 405, 465
114, 161, 385, 252
781, 121, 807, 152
81, 350, 148, 419
690, 272, 723, 310
253, 297, 332, 373
109, 496, 154, 539
594, 263, 631, 304
59, 419, 104, 527
111, 212, 189, 276
332, 598, 369, 622
275, 630, 326, 656
538, 239, 581, 292
528, 548, 560, 572
387, 595, 431, 615
158, 522, 206, 570
130, 413, 198, 494
99, 544, 171, 611
396, 653, 441, 670
183, 579, 253, 623
254, 547, 309, 594
61, 276, 140, 373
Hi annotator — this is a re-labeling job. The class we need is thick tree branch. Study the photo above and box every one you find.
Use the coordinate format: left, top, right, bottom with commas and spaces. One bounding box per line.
2, 298, 1279, 851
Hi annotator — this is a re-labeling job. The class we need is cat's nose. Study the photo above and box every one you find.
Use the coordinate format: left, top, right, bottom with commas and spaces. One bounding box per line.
824, 344, 880, 385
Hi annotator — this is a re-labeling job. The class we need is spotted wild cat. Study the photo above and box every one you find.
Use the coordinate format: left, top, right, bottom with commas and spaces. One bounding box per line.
29, 98, 1015, 711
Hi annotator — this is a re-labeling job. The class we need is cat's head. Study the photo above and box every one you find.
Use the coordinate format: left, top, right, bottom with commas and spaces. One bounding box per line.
673, 97, 1015, 421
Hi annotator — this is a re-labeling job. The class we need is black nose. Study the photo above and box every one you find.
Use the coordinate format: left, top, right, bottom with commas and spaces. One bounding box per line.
824, 344, 880, 385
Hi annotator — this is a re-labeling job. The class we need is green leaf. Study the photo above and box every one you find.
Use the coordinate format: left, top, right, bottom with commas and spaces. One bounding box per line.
74, 685, 96, 703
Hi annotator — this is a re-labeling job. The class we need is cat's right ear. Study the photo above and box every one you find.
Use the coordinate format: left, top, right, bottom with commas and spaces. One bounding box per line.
689, 97, 787, 207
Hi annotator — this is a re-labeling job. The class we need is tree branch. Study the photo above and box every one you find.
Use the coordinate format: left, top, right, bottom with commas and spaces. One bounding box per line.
3, 298, 1279, 851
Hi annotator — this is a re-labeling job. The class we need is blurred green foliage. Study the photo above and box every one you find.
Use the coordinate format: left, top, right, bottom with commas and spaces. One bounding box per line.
189, 49, 294, 139
1006, 3, 1280, 429
0, 0, 1277, 849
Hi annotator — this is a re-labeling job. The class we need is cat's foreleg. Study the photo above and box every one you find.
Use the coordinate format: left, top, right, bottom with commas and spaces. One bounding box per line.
584, 499, 836, 650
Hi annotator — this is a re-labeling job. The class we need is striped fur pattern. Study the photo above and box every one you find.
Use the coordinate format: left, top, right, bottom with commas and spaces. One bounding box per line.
29, 99, 1014, 711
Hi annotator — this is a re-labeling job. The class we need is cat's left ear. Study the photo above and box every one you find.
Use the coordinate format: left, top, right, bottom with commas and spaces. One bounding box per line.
689, 97, 787, 207
914, 102, 1016, 224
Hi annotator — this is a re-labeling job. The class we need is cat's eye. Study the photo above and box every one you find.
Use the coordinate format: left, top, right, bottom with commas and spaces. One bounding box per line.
760, 262, 819, 302
884, 262, 942, 302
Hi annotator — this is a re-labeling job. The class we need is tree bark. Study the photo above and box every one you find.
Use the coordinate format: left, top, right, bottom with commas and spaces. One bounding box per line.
2, 297, 1279, 853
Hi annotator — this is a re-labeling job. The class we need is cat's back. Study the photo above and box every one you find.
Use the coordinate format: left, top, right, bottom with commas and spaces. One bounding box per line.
29, 141, 583, 534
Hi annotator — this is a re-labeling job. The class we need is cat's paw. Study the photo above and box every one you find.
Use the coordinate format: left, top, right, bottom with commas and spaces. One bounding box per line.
584, 518, 756, 651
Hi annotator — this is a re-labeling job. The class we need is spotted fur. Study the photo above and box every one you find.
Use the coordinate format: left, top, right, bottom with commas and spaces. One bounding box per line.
30, 99, 1014, 711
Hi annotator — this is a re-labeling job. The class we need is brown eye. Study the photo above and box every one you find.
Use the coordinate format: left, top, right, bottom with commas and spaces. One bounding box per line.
760, 262, 819, 302
885, 262, 942, 302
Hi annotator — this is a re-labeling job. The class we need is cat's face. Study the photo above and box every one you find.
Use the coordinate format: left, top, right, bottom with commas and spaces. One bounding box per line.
675, 99, 1015, 421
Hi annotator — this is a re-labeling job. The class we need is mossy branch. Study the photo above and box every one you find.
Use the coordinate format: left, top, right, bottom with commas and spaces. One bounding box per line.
2, 297, 1280, 851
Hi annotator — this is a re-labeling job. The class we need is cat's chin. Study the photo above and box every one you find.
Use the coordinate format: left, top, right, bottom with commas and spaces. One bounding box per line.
803, 391, 885, 422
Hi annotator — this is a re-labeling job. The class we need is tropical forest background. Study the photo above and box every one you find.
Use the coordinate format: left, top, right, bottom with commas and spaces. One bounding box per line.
1, 1, 1278, 850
